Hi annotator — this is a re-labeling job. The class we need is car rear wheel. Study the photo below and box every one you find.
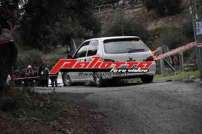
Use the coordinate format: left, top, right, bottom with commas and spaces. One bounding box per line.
93, 73, 104, 87
141, 75, 154, 83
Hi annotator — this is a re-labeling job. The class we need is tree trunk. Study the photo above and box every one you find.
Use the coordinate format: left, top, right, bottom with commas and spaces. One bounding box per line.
0, 42, 17, 94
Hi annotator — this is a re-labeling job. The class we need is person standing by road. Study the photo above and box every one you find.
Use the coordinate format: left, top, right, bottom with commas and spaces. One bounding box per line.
38, 63, 45, 86
25, 65, 34, 86
44, 65, 50, 87
50, 73, 58, 87
25, 65, 34, 77
38, 63, 49, 87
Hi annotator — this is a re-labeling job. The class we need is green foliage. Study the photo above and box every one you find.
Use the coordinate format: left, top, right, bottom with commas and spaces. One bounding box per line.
17, 49, 43, 69
144, 0, 183, 16
0, 0, 20, 90
43, 47, 67, 66
19, 0, 101, 51
182, 18, 194, 42
104, 11, 150, 42
158, 17, 194, 49
12, 89, 66, 121
159, 27, 186, 49
17, 47, 68, 69
155, 70, 200, 81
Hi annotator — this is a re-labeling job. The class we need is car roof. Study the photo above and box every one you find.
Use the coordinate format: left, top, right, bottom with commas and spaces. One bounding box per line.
85, 36, 140, 42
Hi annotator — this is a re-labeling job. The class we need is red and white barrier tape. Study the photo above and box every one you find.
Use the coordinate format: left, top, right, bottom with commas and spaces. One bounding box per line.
197, 44, 202, 48
14, 76, 40, 81
154, 42, 201, 61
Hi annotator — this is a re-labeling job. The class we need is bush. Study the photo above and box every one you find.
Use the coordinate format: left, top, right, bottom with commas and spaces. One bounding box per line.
11, 88, 65, 121
182, 18, 194, 42
104, 12, 150, 42
44, 47, 67, 66
17, 49, 43, 69
159, 27, 186, 49
144, 0, 183, 16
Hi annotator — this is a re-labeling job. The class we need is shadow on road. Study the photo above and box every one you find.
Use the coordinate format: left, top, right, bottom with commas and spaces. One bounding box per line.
69, 79, 144, 88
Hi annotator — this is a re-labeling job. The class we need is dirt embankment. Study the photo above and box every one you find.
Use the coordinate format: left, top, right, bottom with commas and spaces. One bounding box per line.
0, 91, 107, 134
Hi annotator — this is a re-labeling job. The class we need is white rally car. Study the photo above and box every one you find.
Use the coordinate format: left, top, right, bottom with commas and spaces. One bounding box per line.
63, 36, 156, 87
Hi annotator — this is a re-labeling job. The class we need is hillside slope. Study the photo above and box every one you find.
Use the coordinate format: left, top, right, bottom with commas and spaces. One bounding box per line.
96, 5, 189, 32
96, 5, 191, 48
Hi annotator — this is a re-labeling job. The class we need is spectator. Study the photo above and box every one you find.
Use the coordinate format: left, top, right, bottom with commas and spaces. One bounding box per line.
50, 73, 58, 87
44, 65, 49, 87
39, 64, 49, 87
6, 74, 11, 86
25, 65, 34, 86
38, 64, 45, 86
25, 65, 34, 77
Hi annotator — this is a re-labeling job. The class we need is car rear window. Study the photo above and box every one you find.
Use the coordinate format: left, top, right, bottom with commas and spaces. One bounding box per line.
104, 38, 150, 54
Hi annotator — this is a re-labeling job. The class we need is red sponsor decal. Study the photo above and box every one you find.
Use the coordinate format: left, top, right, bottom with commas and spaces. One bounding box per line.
50, 57, 152, 75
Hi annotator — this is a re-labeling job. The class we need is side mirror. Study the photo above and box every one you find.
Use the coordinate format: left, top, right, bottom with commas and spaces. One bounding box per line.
67, 54, 73, 59
66, 45, 71, 53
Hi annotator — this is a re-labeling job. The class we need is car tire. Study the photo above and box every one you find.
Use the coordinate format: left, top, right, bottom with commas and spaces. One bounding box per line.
63, 73, 72, 86
93, 73, 104, 87
141, 75, 154, 83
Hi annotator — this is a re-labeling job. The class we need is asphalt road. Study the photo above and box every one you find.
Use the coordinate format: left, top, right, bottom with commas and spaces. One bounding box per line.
36, 81, 202, 134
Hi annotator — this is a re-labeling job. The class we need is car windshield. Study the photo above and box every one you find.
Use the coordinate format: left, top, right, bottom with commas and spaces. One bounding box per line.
104, 38, 150, 54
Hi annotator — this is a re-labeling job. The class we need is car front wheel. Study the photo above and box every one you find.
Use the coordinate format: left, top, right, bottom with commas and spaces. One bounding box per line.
62, 73, 72, 86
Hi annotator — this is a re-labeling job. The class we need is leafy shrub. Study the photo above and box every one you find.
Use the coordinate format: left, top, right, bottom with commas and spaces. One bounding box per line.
144, 0, 183, 16
10, 88, 66, 121
182, 18, 194, 42
159, 27, 186, 49
17, 49, 43, 69
44, 47, 67, 66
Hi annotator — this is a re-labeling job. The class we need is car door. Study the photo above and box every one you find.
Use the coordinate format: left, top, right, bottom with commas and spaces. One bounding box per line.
68, 41, 89, 81
85, 40, 99, 81
86, 40, 99, 61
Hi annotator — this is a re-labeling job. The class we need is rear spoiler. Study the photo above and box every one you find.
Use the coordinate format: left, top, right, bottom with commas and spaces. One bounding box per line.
104, 37, 140, 43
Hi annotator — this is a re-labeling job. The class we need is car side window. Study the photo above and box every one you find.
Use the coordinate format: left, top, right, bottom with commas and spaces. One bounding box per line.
87, 40, 99, 57
74, 42, 89, 58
